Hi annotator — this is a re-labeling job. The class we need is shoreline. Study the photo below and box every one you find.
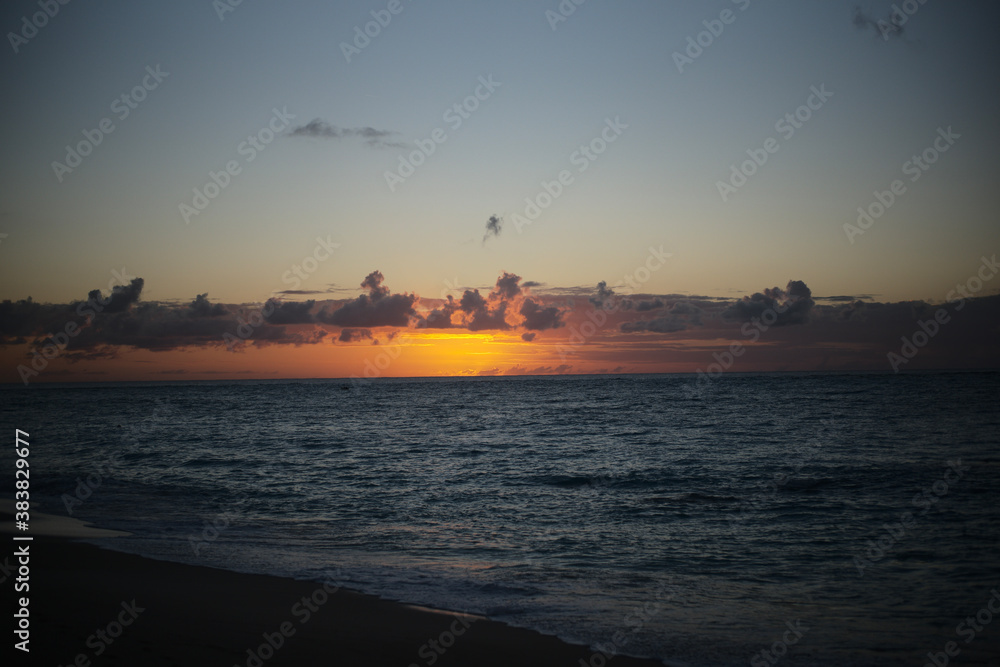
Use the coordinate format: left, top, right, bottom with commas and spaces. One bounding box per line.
11, 533, 667, 666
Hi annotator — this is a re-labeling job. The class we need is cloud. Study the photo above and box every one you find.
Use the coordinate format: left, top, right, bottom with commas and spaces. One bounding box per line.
460, 288, 510, 331
450, 272, 533, 331
482, 215, 504, 243
852, 5, 905, 40
0, 297, 53, 341
319, 271, 418, 328
362, 271, 390, 300
589, 281, 617, 308
8, 272, 999, 376
836, 299, 867, 321
668, 300, 700, 316
274, 288, 336, 296
520, 298, 564, 330
668, 300, 704, 326
819, 294, 876, 303
0, 277, 335, 354
506, 364, 572, 375
620, 315, 687, 334
264, 299, 316, 324
189, 293, 227, 318
493, 272, 522, 301
722, 280, 815, 326
339, 328, 373, 342
89, 278, 144, 314
529, 364, 572, 374
634, 298, 664, 312
419, 295, 458, 329
287, 119, 405, 148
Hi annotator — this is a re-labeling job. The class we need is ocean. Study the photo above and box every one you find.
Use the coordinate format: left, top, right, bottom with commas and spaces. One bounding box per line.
3, 372, 999, 666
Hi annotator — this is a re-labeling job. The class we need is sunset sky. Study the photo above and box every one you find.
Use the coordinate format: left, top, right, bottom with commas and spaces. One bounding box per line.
1, 0, 998, 383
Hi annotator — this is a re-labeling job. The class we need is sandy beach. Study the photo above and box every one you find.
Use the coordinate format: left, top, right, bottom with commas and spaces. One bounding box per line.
9, 527, 665, 666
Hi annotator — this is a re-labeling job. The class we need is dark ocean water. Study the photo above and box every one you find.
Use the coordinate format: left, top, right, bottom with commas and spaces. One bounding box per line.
3, 373, 999, 666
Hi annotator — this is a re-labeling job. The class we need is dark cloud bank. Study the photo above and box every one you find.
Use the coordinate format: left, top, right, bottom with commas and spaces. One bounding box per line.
2, 272, 998, 373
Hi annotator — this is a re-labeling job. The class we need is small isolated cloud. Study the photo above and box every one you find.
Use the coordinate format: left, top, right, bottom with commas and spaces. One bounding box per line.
288, 119, 405, 148
521, 332, 536, 342
483, 215, 504, 243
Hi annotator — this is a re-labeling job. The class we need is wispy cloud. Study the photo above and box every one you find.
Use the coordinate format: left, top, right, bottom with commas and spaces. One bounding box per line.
482, 215, 503, 244
287, 119, 406, 148
852, 5, 905, 41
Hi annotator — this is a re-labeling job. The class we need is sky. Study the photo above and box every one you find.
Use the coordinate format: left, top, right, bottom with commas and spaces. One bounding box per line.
1, 0, 998, 383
